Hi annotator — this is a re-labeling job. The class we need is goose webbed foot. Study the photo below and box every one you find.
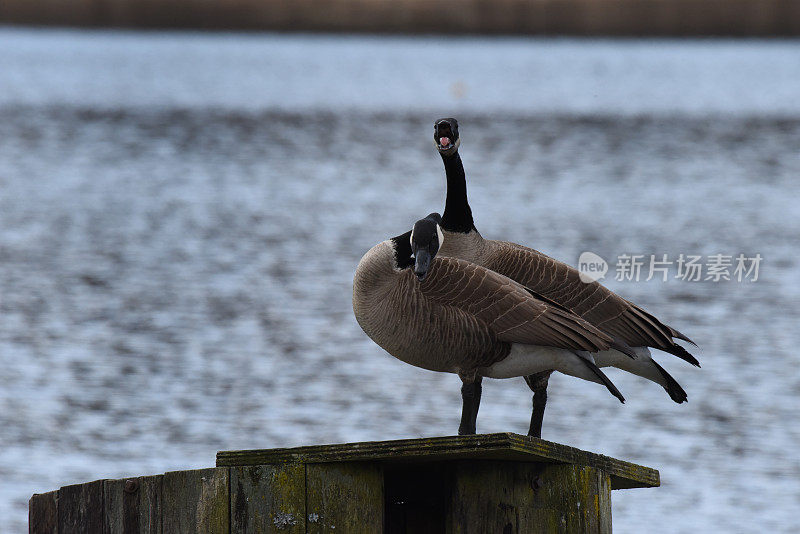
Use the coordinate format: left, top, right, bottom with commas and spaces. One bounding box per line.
524, 371, 552, 438
458, 374, 482, 435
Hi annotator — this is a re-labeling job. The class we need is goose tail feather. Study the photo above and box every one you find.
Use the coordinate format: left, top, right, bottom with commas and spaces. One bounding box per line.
652, 360, 689, 404
575, 352, 626, 404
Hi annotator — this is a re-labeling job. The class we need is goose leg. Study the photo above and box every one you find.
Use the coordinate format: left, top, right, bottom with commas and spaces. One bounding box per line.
524, 371, 552, 438
458, 373, 482, 435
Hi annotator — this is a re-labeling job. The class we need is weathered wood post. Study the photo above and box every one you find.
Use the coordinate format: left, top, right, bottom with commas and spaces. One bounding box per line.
30, 433, 658, 533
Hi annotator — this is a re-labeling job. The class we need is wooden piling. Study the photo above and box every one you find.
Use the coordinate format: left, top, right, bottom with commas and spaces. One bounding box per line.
30, 432, 659, 533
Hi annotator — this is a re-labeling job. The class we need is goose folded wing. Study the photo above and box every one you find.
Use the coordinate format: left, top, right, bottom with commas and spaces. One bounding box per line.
490, 242, 697, 354
421, 257, 615, 353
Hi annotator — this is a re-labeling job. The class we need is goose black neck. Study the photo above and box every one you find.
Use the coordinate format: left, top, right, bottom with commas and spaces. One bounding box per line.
440, 152, 475, 234
390, 230, 414, 269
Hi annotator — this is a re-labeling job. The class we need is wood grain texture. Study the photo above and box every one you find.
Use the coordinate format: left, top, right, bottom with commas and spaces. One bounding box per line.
217, 432, 659, 490
162, 468, 229, 533
448, 461, 611, 534
104, 476, 161, 534
137, 475, 163, 534
31, 434, 653, 531
306, 462, 383, 533
58, 479, 104, 533
231, 463, 305, 534
104, 478, 131, 533
29, 490, 57, 534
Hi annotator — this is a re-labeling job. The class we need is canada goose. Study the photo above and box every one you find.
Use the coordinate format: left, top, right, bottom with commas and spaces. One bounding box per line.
353, 213, 631, 436
433, 117, 699, 437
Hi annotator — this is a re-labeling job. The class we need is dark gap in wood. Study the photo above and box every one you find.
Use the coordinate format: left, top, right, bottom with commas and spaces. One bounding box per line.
384, 463, 447, 534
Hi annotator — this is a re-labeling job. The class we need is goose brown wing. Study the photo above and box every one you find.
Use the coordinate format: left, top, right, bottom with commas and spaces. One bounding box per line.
486, 241, 699, 366
420, 256, 615, 353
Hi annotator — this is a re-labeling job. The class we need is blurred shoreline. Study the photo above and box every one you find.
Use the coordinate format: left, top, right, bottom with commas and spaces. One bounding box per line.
2, 0, 800, 36
3, 29, 800, 117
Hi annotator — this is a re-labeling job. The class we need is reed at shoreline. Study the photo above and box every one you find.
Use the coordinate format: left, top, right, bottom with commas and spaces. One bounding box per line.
2, 0, 800, 36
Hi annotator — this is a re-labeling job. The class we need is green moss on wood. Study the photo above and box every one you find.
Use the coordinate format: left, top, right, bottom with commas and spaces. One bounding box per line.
447, 461, 611, 533
32, 434, 659, 532
231, 464, 305, 533
217, 432, 659, 490
162, 468, 229, 533
306, 462, 383, 533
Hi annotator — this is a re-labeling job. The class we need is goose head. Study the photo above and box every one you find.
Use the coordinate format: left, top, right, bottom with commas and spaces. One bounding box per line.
434, 118, 460, 157
410, 213, 444, 282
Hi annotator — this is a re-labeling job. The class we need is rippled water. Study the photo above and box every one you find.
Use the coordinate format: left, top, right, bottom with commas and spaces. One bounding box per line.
1, 28, 800, 533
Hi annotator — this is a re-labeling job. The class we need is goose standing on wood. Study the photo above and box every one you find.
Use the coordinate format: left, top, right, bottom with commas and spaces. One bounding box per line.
353, 213, 631, 435
432, 117, 699, 437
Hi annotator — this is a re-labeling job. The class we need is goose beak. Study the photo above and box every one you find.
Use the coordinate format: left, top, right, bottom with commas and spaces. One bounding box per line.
414, 250, 431, 281
434, 120, 459, 155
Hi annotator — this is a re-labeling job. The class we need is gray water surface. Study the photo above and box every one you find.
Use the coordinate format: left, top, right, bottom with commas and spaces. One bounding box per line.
1, 29, 800, 533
